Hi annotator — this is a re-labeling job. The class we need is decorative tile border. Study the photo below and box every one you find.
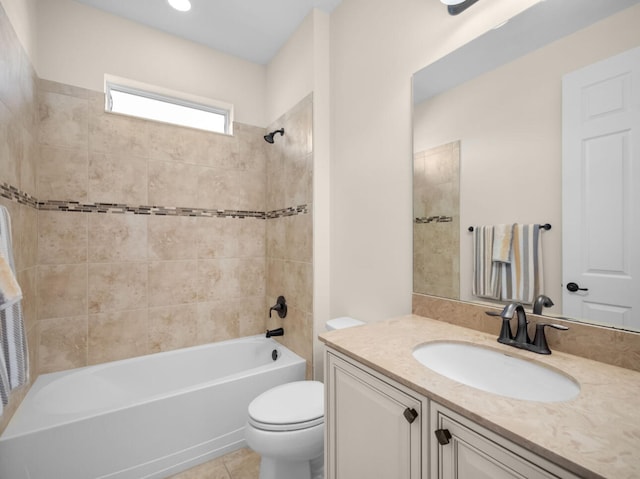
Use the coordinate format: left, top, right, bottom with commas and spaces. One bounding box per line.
415, 215, 453, 224
1, 183, 308, 219
0, 183, 38, 208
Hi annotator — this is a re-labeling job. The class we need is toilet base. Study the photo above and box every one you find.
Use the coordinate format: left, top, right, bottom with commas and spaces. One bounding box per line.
258, 455, 323, 479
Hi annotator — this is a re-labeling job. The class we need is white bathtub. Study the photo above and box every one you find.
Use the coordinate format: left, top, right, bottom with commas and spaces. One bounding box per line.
0, 335, 306, 479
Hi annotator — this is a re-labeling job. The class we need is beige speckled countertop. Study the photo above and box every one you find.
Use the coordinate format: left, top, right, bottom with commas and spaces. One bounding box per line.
319, 315, 640, 479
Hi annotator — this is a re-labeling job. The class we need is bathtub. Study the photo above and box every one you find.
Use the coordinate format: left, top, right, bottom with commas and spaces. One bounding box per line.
0, 335, 306, 479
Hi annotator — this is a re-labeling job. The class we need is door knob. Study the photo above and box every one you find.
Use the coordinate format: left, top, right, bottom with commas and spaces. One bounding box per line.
566, 282, 588, 292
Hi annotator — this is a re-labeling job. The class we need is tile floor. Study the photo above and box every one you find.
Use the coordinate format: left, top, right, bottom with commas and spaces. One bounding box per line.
169, 448, 260, 479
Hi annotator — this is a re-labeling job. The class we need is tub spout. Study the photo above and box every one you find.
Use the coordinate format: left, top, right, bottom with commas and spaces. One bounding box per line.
266, 328, 284, 338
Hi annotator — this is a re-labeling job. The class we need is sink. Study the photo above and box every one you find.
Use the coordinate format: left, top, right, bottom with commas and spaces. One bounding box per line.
412, 341, 580, 403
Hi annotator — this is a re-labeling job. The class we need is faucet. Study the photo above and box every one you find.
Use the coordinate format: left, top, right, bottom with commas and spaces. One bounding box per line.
486, 302, 568, 354
500, 302, 531, 346
266, 327, 284, 338
532, 295, 554, 315
269, 296, 287, 319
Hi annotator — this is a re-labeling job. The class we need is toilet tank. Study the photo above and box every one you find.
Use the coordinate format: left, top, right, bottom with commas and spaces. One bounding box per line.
326, 317, 365, 331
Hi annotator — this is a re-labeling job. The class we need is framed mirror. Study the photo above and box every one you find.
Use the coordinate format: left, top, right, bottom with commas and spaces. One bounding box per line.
412, 0, 640, 331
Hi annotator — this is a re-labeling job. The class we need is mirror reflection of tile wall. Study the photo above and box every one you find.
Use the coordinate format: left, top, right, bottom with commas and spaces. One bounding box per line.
413, 141, 460, 299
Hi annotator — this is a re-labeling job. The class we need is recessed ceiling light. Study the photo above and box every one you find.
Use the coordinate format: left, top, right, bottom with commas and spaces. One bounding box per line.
440, 0, 465, 5
168, 0, 191, 12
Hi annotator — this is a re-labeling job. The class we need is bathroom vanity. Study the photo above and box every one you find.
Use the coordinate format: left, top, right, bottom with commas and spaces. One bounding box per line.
320, 316, 640, 479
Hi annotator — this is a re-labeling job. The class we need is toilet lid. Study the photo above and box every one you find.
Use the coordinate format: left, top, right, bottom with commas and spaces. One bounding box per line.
248, 381, 324, 431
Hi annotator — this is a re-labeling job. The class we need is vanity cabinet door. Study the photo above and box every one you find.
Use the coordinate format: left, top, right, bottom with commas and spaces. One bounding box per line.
431, 403, 580, 479
326, 351, 424, 479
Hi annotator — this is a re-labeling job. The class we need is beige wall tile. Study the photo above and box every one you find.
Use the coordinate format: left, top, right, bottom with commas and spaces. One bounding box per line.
88, 262, 148, 313
38, 145, 88, 201
203, 129, 240, 170
20, 129, 37, 197
89, 109, 149, 157
37, 210, 88, 264
284, 213, 312, 263
148, 159, 202, 207
148, 121, 210, 165
266, 216, 286, 259
198, 258, 265, 302
283, 260, 313, 315
197, 168, 265, 211
197, 216, 265, 259
265, 258, 285, 300
148, 260, 199, 307
197, 296, 265, 344
36, 264, 87, 320
0, 100, 22, 187
233, 123, 268, 173
37, 316, 88, 373
148, 215, 198, 260
88, 213, 148, 262
38, 90, 88, 149
88, 152, 148, 205
88, 309, 148, 364
148, 304, 198, 353
13, 203, 37, 271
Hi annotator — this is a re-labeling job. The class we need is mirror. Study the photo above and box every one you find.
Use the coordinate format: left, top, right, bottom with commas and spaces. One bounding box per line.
412, 0, 640, 330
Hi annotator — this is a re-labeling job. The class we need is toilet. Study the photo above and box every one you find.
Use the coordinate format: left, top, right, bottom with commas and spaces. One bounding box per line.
245, 317, 364, 479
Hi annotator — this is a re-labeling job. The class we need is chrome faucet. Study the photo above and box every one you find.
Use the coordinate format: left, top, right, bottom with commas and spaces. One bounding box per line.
486, 302, 568, 355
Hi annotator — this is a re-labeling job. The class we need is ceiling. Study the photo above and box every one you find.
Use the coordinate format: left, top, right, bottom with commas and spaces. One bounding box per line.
73, 0, 343, 65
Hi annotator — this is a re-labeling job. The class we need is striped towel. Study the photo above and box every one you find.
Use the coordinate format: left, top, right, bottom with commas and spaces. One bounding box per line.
492, 224, 514, 263
500, 224, 544, 304
472, 226, 501, 300
0, 206, 29, 415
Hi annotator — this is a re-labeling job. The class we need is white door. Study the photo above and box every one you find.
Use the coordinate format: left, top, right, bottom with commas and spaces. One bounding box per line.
562, 46, 640, 329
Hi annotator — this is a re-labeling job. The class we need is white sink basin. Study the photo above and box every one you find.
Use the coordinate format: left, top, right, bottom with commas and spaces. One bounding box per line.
412, 341, 580, 403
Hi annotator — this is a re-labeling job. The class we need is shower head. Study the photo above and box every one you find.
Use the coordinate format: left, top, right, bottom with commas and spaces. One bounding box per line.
264, 128, 285, 144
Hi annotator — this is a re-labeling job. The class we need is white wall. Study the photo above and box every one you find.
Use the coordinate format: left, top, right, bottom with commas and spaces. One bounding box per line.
328, 0, 538, 322
0, 0, 37, 61
413, 5, 640, 314
265, 10, 314, 125
35, 0, 266, 127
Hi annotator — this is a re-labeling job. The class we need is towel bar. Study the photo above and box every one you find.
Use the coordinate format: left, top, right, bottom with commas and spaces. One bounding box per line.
468, 223, 551, 232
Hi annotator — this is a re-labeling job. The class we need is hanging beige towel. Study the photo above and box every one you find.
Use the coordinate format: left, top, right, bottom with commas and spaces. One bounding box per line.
491, 224, 514, 263
0, 254, 22, 309
501, 224, 544, 304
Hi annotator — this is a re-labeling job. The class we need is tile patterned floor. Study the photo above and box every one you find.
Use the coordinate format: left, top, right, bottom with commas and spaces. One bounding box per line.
169, 448, 260, 479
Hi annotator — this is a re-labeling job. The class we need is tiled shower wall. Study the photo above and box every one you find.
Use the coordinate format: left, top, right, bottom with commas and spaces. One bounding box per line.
0, 3, 313, 431
0, 2, 39, 430
413, 141, 460, 299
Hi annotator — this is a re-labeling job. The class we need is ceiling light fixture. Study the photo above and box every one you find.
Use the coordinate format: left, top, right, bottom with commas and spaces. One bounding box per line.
440, 0, 465, 4
168, 0, 191, 12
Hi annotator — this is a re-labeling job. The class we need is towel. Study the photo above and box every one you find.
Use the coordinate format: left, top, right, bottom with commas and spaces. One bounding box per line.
500, 224, 544, 304
0, 206, 29, 415
0, 254, 22, 309
491, 224, 514, 263
472, 226, 501, 300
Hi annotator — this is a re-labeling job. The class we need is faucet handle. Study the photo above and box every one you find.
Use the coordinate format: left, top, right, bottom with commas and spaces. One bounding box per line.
532, 323, 569, 354
486, 311, 514, 343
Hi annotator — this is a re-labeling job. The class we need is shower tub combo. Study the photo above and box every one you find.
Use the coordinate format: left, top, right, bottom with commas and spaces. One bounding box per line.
0, 335, 306, 479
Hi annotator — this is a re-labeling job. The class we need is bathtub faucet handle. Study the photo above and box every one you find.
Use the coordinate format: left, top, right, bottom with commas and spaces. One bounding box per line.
269, 296, 287, 319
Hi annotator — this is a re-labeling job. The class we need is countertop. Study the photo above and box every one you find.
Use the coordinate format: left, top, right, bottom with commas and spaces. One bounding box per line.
319, 314, 640, 479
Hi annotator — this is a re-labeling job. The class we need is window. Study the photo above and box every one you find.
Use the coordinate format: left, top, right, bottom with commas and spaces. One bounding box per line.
105, 80, 231, 135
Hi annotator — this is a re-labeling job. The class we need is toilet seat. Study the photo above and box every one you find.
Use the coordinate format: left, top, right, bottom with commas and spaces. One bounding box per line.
248, 381, 324, 432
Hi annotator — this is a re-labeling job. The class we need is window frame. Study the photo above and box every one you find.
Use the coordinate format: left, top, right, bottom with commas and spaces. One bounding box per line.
104, 78, 233, 135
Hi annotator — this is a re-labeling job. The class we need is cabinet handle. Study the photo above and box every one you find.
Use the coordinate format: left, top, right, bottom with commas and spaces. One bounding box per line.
403, 407, 418, 424
434, 428, 452, 445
